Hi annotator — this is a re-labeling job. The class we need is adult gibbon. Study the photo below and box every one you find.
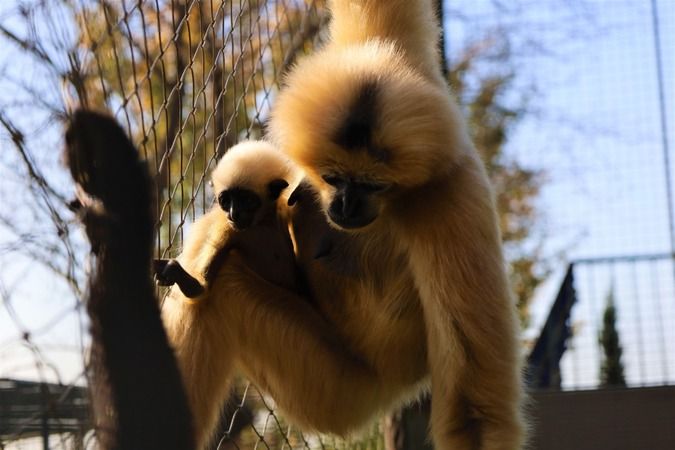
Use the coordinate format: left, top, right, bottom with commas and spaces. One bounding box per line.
162, 1, 525, 448
265, 0, 526, 448
159, 141, 298, 448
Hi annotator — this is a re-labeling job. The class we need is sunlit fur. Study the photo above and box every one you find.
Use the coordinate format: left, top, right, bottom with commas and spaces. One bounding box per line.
161, 141, 298, 448
174, 141, 295, 286
265, 1, 527, 449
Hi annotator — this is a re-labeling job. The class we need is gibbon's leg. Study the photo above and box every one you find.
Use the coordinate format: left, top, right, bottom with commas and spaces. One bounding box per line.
163, 248, 377, 446
162, 291, 239, 449
65, 110, 194, 450
400, 163, 526, 450
212, 252, 390, 435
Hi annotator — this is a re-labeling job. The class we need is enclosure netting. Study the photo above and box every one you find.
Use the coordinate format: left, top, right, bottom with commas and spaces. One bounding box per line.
75, 1, 385, 448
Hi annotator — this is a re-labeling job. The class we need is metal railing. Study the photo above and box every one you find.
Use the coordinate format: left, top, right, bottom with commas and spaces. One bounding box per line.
529, 254, 675, 390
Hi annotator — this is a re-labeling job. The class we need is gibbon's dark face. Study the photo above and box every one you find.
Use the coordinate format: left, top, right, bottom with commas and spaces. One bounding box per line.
322, 81, 390, 230
218, 179, 288, 229
321, 175, 387, 229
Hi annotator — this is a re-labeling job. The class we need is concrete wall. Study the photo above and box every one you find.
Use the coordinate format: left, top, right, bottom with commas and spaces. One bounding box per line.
530, 386, 675, 450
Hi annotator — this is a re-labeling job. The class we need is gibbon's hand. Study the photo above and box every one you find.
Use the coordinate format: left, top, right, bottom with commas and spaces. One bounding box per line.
153, 258, 205, 298
64, 110, 153, 256
65, 111, 150, 222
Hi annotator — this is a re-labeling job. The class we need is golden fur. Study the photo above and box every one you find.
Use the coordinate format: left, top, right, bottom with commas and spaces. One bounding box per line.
265, 1, 527, 449
162, 1, 525, 448
161, 141, 298, 448
175, 140, 296, 289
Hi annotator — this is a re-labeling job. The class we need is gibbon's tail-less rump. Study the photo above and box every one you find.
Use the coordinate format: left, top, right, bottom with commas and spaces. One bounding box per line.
269, 1, 527, 449
159, 140, 299, 449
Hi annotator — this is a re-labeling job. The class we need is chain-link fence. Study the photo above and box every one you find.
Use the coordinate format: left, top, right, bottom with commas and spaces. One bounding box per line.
1, 0, 674, 448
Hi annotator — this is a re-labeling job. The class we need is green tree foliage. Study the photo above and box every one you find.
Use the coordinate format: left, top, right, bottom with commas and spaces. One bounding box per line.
599, 288, 627, 387
70, 0, 326, 255
449, 38, 546, 327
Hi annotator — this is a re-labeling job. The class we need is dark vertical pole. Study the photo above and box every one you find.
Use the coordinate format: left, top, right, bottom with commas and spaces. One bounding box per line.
41, 414, 49, 450
40, 383, 49, 450
650, 0, 675, 255
65, 111, 194, 450
436, 0, 448, 77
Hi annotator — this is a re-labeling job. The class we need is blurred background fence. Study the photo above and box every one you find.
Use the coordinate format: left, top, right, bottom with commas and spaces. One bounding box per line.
0, 0, 673, 448
561, 255, 675, 390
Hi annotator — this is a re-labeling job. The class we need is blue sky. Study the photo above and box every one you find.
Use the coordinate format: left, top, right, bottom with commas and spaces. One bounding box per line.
446, 0, 675, 387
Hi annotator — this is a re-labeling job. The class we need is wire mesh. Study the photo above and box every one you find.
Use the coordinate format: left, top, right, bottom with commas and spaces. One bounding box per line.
69, 0, 328, 258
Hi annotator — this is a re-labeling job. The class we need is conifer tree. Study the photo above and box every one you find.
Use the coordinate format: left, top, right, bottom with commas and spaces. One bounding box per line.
599, 288, 627, 387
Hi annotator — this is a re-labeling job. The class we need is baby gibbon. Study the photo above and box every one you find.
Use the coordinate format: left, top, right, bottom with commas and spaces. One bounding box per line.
265, 0, 527, 449
159, 141, 298, 448
155, 141, 296, 297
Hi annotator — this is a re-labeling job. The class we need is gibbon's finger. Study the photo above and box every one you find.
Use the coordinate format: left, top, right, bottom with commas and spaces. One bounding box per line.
153, 259, 176, 287
287, 189, 300, 206
287, 180, 312, 206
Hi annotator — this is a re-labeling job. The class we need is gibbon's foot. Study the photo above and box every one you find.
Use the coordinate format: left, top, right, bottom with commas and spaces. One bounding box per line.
153, 258, 205, 298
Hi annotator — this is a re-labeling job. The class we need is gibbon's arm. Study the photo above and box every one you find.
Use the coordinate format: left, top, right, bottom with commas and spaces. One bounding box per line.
328, 0, 443, 83
154, 209, 233, 299
399, 159, 525, 450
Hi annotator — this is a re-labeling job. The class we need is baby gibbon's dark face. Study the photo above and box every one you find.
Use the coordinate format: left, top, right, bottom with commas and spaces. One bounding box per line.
218, 188, 261, 229
218, 179, 288, 229
321, 174, 387, 229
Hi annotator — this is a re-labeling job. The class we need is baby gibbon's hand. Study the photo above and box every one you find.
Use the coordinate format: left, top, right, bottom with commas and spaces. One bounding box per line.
154, 258, 205, 298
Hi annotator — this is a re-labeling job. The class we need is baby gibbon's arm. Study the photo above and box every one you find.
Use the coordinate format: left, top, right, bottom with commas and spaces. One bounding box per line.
178, 207, 233, 282
155, 208, 234, 298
